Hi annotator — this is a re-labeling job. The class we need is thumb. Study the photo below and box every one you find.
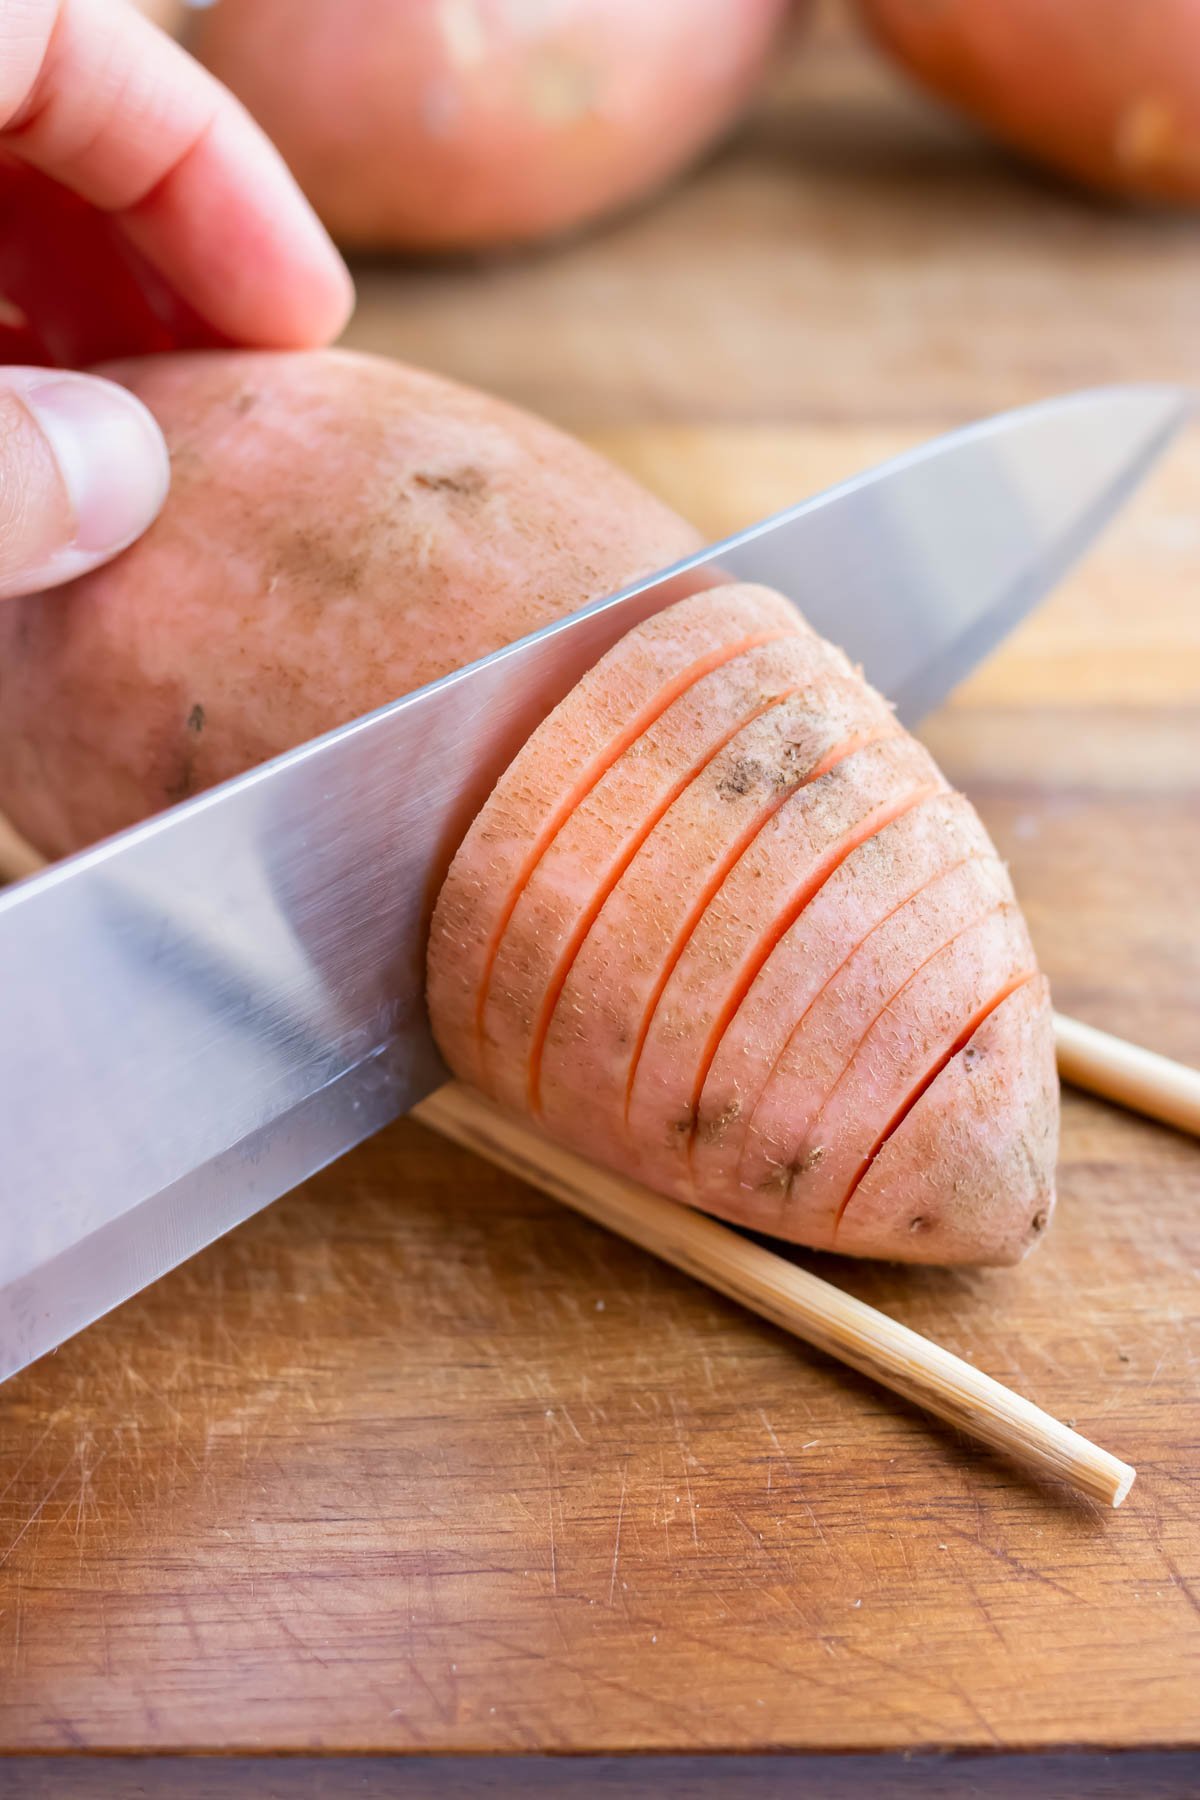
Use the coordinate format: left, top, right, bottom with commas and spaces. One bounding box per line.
0, 369, 169, 602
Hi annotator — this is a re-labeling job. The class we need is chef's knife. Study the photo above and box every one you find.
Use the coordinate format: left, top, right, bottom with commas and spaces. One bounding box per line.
0, 385, 1189, 1385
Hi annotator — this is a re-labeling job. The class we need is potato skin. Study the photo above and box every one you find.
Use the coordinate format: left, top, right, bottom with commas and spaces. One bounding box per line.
859, 0, 1200, 203
0, 349, 700, 858
188, 0, 793, 250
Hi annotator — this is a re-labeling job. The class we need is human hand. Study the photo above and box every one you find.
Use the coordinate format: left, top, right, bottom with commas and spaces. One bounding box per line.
0, 0, 354, 598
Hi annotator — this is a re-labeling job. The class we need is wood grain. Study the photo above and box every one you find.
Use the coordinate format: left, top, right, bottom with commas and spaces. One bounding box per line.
1, 0, 1198, 1773
3, 753, 1200, 1755
416, 1083, 1136, 1508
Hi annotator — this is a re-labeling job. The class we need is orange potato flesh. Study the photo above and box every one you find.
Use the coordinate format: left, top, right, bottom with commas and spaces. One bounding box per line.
734, 859, 1019, 1194
535, 690, 915, 1158
837, 975, 1059, 1266
619, 736, 941, 1190
428, 589, 1059, 1266
726, 897, 1033, 1247
836, 967, 1037, 1222
690, 791, 998, 1200
427, 585, 804, 1095
532, 668, 901, 1117
479, 634, 842, 1112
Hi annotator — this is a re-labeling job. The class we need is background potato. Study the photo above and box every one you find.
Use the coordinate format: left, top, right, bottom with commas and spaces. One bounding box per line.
188, 0, 794, 249
859, 0, 1200, 203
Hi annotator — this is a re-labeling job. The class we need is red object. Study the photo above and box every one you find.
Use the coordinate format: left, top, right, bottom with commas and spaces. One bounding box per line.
0, 154, 224, 367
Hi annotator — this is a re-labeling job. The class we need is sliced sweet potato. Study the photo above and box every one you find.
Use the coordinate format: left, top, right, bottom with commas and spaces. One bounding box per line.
537, 692, 914, 1153
481, 631, 841, 1112
690, 791, 999, 1199
836, 974, 1059, 1266
428, 590, 1059, 1266
729, 894, 1033, 1248
618, 733, 942, 1189
428, 584, 802, 1091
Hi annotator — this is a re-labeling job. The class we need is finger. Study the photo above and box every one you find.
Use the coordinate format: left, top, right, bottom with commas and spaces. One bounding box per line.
0, 366, 168, 600
0, 0, 353, 348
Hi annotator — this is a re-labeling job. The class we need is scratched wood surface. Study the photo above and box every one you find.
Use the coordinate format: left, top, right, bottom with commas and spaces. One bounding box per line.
2, 3, 1199, 1780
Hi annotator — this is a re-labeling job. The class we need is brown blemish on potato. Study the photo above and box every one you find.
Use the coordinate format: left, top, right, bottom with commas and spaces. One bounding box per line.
270, 527, 367, 598
751, 740, 808, 794
163, 699, 209, 804
166, 442, 204, 482
231, 390, 258, 416
774, 742, 814, 788
716, 757, 764, 800
758, 1143, 825, 1196
413, 466, 488, 502
697, 1097, 741, 1145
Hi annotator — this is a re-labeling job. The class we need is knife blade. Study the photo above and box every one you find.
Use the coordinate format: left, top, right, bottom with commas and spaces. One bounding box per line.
0, 384, 1189, 1384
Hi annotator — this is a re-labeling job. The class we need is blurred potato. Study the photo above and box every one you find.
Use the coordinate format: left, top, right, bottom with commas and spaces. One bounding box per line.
860, 0, 1200, 203
187, 0, 796, 251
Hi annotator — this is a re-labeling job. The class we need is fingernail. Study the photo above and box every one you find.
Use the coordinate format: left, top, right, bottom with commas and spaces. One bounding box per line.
23, 373, 170, 555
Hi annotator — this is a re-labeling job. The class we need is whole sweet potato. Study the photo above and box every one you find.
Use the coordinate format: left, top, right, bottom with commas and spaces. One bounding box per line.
188, 0, 793, 249
859, 0, 1200, 203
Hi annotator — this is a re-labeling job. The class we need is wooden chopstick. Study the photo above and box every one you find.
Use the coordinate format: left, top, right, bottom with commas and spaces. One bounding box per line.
1054, 1011, 1200, 1139
414, 1081, 1136, 1508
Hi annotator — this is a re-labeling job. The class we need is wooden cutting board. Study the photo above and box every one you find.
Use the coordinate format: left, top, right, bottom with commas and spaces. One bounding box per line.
1, 9, 1198, 1793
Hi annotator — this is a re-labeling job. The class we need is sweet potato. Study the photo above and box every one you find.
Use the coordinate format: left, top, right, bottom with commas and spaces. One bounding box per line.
690, 791, 998, 1199
189, 0, 793, 251
729, 899, 1034, 1240
859, 0, 1200, 204
488, 635, 901, 1120
837, 975, 1058, 1264
0, 345, 1058, 1267
430, 586, 814, 1099
429, 589, 1059, 1265
0, 349, 699, 857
